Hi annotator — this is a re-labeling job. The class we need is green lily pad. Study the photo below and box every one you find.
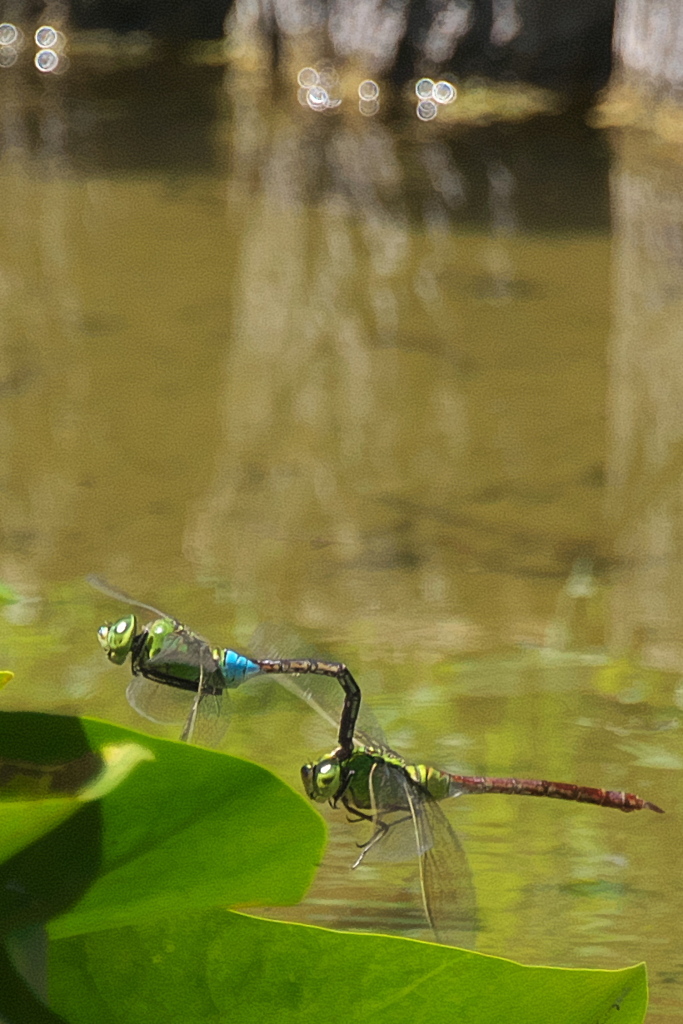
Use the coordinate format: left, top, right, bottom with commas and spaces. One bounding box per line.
49, 910, 648, 1024
0, 713, 325, 941
0, 713, 650, 1024
0, 742, 153, 867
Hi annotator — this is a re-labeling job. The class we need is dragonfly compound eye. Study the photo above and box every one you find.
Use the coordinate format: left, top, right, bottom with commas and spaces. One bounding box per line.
301, 759, 340, 802
313, 759, 341, 800
301, 763, 315, 799
99, 615, 137, 665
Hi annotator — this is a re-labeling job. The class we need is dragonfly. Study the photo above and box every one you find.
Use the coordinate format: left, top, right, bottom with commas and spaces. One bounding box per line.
89, 576, 360, 752
301, 730, 664, 942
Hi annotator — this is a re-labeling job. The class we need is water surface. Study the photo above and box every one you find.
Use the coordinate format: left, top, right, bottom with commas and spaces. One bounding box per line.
0, 55, 680, 1020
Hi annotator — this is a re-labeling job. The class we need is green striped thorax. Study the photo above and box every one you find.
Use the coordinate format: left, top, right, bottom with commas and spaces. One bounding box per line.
142, 617, 177, 658
302, 746, 396, 808
301, 745, 453, 809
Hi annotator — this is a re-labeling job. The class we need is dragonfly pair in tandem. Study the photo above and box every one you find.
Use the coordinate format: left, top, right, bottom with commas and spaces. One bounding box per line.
91, 576, 664, 942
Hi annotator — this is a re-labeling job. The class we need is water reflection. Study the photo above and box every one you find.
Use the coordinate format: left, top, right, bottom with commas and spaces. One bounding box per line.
33, 23, 68, 76
607, 134, 683, 683
222, 0, 606, 91
0, 64, 612, 632
0, 22, 20, 46
0, 21, 22, 67
414, 77, 457, 121
0, 60, 679, 1019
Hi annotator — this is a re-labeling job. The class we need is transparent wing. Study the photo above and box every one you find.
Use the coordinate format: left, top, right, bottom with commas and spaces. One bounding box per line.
363, 760, 432, 862
126, 676, 194, 725
249, 622, 385, 744
89, 576, 219, 653
360, 762, 477, 942
126, 677, 228, 748
87, 575, 178, 623
403, 782, 478, 943
180, 691, 228, 748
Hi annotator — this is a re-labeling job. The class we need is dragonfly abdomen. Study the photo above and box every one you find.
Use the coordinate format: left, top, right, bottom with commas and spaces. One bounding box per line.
443, 773, 664, 813
405, 763, 453, 801
256, 658, 361, 757
219, 649, 261, 686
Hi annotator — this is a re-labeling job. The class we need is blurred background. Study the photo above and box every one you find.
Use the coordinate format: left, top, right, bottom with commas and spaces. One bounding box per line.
0, 1, 682, 1020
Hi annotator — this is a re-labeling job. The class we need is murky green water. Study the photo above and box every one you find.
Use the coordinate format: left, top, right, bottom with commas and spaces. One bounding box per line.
0, 56, 681, 1020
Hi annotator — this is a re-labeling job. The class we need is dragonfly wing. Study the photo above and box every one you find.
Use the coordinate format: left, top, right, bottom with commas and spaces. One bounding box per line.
126, 676, 193, 725
87, 575, 177, 622
181, 677, 202, 743
249, 622, 386, 744
274, 675, 339, 734
361, 760, 431, 862
126, 677, 228, 747
89, 577, 215, 650
403, 782, 478, 943
181, 691, 228, 748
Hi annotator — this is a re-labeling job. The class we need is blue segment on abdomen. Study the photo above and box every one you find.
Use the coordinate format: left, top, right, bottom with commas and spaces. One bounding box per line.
221, 648, 261, 686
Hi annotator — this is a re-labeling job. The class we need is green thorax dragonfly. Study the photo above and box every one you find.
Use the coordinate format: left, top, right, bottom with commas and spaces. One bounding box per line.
302, 735, 663, 941
89, 576, 360, 752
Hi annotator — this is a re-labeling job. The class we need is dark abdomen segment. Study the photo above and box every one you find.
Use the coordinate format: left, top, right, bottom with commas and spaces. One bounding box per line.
447, 774, 664, 813
256, 658, 361, 757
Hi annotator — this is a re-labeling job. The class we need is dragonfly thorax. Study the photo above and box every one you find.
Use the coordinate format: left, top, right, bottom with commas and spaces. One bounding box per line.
144, 617, 179, 660
97, 615, 138, 665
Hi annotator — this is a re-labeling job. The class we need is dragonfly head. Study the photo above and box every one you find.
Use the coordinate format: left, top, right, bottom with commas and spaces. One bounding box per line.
97, 615, 138, 665
301, 756, 342, 803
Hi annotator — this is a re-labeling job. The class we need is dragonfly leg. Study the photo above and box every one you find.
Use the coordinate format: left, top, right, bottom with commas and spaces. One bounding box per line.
332, 769, 356, 808
180, 664, 205, 743
342, 799, 373, 825
130, 629, 150, 672
351, 814, 413, 867
345, 801, 415, 867
352, 819, 390, 868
